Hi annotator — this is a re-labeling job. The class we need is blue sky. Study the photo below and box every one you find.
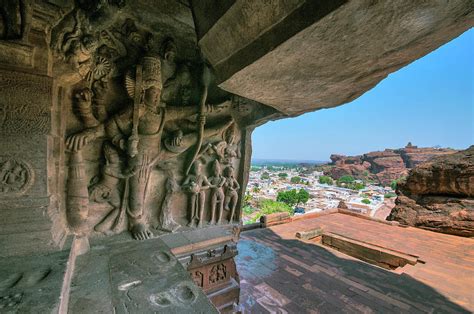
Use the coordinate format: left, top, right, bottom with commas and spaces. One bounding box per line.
252, 28, 473, 162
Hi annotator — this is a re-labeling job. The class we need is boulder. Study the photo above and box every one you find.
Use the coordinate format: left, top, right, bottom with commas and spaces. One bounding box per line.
388, 146, 474, 237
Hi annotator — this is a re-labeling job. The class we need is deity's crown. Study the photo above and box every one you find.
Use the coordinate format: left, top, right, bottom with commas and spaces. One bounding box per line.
125, 56, 162, 98
142, 56, 162, 88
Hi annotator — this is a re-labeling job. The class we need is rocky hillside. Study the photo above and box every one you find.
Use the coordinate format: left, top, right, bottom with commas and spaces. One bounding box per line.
327, 143, 456, 186
387, 146, 474, 237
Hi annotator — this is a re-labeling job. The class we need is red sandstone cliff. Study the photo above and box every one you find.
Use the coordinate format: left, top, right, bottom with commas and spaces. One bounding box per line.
387, 146, 474, 237
327, 144, 456, 186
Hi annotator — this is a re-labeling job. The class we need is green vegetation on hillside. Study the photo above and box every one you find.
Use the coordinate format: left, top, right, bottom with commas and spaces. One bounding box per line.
318, 175, 333, 185
335, 176, 365, 190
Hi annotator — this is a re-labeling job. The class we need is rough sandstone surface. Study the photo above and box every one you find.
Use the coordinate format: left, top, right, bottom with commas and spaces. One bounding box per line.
194, 0, 474, 115
328, 145, 456, 186
388, 146, 474, 237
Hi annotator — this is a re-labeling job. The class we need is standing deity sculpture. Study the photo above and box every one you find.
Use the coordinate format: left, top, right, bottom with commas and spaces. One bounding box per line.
208, 160, 225, 225
158, 169, 181, 232
224, 166, 240, 223
182, 160, 211, 228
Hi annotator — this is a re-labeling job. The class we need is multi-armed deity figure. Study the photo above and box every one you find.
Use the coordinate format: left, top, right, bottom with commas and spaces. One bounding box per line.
224, 166, 240, 223
66, 53, 212, 240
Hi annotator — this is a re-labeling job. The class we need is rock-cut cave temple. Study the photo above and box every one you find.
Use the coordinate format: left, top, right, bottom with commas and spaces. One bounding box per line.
0, 0, 472, 313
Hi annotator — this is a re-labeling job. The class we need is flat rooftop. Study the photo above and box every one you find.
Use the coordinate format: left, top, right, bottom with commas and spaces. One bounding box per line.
237, 212, 473, 313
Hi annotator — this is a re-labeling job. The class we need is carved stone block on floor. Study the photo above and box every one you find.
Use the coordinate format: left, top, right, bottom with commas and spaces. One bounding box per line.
69, 237, 218, 313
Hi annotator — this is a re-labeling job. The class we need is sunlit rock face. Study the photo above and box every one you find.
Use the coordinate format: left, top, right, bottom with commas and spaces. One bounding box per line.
388, 146, 474, 237
327, 145, 456, 186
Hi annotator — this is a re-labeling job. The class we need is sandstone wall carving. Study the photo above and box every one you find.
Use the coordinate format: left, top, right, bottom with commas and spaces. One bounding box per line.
0, 0, 275, 257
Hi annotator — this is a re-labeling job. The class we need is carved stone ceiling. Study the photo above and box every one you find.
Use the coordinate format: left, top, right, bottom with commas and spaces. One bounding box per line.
194, 0, 474, 116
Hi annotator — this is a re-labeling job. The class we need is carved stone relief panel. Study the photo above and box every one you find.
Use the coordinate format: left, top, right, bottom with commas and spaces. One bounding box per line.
45, 0, 280, 242
0, 157, 34, 196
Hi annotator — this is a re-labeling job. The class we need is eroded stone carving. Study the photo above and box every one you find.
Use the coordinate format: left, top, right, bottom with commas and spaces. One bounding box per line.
209, 160, 225, 225
182, 160, 212, 228
209, 263, 227, 285
224, 166, 240, 223
191, 270, 204, 288
49, 3, 262, 240
64, 44, 240, 239
158, 170, 180, 232
0, 157, 34, 196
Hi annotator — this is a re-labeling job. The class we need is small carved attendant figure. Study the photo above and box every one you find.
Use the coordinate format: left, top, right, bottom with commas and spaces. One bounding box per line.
182, 160, 211, 228
158, 170, 181, 232
224, 166, 240, 223
208, 160, 226, 225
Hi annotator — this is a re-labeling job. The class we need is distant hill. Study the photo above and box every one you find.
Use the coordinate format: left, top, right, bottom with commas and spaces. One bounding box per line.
325, 143, 458, 186
252, 159, 327, 167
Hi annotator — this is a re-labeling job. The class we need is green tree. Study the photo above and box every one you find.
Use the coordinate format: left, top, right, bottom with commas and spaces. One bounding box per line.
278, 172, 288, 179
384, 192, 397, 198
290, 176, 302, 184
361, 198, 371, 205
277, 189, 309, 207
277, 189, 299, 207
296, 188, 309, 206
338, 175, 355, 184
261, 172, 270, 180
318, 175, 333, 185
